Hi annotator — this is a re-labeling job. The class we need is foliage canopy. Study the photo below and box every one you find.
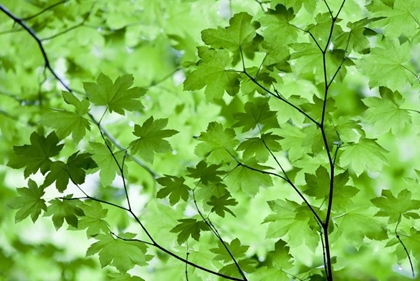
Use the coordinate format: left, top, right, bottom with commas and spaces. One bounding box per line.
1, 0, 420, 280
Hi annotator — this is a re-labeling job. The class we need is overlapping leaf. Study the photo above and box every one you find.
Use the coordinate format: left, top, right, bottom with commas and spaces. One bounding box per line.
86, 233, 151, 272
83, 73, 146, 115
184, 47, 240, 100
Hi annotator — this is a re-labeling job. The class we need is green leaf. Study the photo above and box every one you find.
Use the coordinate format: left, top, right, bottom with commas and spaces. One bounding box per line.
290, 42, 351, 83
303, 166, 330, 199
78, 201, 110, 237
184, 47, 240, 100
371, 189, 420, 223
339, 137, 388, 176
195, 122, 239, 164
201, 12, 259, 51
8, 179, 47, 223
332, 207, 388, 248
42, 110, 91, 143
7, 131, 64, 178
43, 152, 97, 192
367, 0, 420, 37
362, 93, 411, 135
62, 91, 90, 115
359, 39, 416, 90
233, 100, 279, 132
170, 218, 209, 244
237, 133, 282, 163
225, 161, 273, 195
260, 4, 298, 45
156, 175, 190, 205
89, 142, 124, 187
186, 161, 224, 185
83, 73, 146, 115
129, 117, 178, 163
44, 197, 84, 230
219, 259, 257, 277
266, 239, 293, 269
207, 194, 238, 217
210, 238, 248, 263
263, 199, 319, 250
86, 233, 151, 272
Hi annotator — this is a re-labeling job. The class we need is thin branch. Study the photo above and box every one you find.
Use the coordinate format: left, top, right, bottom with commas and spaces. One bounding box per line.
115, 234, 245, 281
193, 192, 247, 280
395, 214, 415, 278
21, 0, 68, 21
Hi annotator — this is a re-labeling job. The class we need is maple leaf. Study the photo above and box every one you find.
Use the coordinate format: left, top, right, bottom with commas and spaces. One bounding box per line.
237, 133, 282, 163
170, 218, 209, 244
8, 179, 47, 223
83, 73, 146, 115
129, 117, 178, 163
7, 131, 64, 178
210, 238, 248, 263
195, 122, 239, 164
44, 197, 84, 230
371, 189, 420, 223
89, 142, 125, 186
43, 152, 97, 192
303, 166, 330, 199
42, 91, 91, 143
207, 194, 238, 217
367, 0, 420, 37
186, 161, 224, 185
260, 4, 298, 46
62, 91, 90, 114
183, 47, 240, 101
331, 207, 388, 248
42, 111, 91, 143
78, 201, 110, 237
233, 100, 279, 132
265, 239, 293, 270
362, 93, 411, 135
86, 233, 151, 272
339, 137, 388, 176
225, 161, 273, 196
219, 259, 257, 277
201, 12, 259, 51
263, 199, 319, 250
156, 175, 190, 205
359, 39, 415, 91
290, 42, 351, 83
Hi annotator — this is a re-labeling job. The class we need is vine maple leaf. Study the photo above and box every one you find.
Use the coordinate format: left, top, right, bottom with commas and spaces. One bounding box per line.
183, 47, 240, 101
129, 117, 178, 163
170, 218, 209, 244
156, 175, 190, 205
7, 132, 64, 178
339, 138, 388, 176
201, 12, 259, 51
87, 233, 151, 272
83, 73, 146, 115
8, 179, 47, 223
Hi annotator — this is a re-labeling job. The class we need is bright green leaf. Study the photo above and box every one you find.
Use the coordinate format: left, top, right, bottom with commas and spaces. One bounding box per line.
8, 179, 47, 223
170, 218, 209, 244
7, 131, 64, 178
86, 233, 151, 272
83, 73, 146, 115
184, 47, 240, 101
129, 117, 178, 163
156, 175, 190, 205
